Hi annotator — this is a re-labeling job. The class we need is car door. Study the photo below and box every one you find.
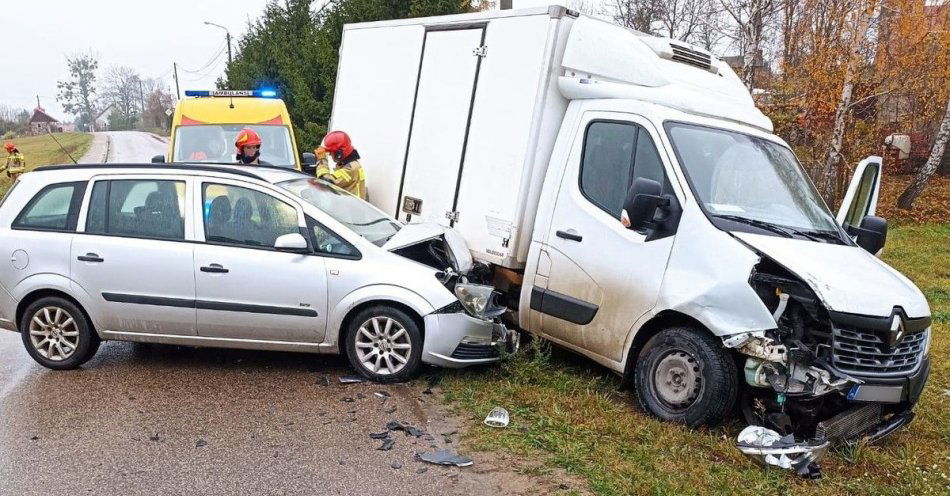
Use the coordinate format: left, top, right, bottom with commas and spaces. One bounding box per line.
193, 178, 328, 342
71, 176, 197, 336
537, 113, 678, 363
836, 155, 883, 228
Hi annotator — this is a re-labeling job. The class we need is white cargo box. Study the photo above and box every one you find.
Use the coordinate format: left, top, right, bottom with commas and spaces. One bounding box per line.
329, 6, 575, 269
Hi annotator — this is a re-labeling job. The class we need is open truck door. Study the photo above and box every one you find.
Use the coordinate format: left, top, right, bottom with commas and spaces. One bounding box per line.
836, 155, 883, 228
837, 155, 887, 256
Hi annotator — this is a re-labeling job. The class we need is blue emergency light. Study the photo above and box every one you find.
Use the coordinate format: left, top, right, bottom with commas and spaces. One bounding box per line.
184, 89, 279, 98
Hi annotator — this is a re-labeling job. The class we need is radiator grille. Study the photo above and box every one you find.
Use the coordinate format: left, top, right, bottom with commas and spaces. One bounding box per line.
450, 343, 500, 360
670, 43, 713, 71
832, 326, 927, 377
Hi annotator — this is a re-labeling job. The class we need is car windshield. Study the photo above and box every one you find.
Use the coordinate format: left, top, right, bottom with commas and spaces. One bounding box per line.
278, 178, 401, 246
172, 124, 296, 168
666, 122, 840, 236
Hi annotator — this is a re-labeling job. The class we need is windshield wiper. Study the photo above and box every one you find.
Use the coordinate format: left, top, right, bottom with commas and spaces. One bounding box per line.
713, 215, 797, 238
348, 218, 396, 227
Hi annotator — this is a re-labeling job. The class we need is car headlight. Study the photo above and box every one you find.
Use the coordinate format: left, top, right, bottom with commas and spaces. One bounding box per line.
454, 283, 506, 319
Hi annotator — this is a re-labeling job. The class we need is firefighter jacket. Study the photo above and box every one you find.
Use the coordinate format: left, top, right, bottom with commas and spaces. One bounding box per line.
315, 151, 367, 200
2, 152, 25, 175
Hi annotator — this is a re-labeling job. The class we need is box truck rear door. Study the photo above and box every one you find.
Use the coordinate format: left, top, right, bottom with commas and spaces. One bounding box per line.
397, 26, 486, 226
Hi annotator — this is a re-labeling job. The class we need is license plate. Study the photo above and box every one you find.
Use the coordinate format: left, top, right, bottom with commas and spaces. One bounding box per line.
847, 384, 903, 403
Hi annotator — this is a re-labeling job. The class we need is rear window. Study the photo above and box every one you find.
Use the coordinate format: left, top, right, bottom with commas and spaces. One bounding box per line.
0, 181, 18, 209
13, 181, 87, 231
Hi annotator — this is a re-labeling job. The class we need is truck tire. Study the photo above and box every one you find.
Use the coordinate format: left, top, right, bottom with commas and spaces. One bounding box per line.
344, 305, 423, 383
20, 296, 100, 370
634, 327, 737, 427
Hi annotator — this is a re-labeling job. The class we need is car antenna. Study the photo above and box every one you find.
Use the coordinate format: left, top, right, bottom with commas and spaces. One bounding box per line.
47, 130, 78, 164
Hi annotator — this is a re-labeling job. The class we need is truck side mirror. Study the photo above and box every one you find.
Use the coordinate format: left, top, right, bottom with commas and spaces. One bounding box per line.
623, 177, 667, 233
853, 215, 887, 255
151, 154, 165, 163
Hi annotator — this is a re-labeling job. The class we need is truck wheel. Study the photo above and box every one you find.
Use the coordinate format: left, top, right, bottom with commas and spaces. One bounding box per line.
20, 297, 100, 370
344, 305, 423, 383
634, 327, 737, 427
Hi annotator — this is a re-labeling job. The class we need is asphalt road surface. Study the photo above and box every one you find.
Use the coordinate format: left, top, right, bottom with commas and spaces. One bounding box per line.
0, 332, 544, 495
104, 131, 169, 163
0, 133, 566, 496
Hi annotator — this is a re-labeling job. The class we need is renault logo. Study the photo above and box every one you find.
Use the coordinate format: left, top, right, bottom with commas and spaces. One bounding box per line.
889, 315, 905, 348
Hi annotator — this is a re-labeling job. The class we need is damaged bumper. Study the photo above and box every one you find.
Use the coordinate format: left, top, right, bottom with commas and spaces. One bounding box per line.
421, 312, 517, 368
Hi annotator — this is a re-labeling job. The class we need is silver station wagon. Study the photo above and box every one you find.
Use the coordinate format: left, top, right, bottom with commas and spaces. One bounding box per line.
0, 164, 516, 382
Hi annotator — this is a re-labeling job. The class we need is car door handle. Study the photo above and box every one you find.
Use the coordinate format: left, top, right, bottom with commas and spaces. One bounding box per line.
555, 230, 583, 242
200, 264, 229, 274
77, 253, 104, 263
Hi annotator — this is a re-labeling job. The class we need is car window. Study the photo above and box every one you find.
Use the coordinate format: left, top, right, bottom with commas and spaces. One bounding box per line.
86, 180, 186, 240
203, 183, 299, 248
306, 216, 359, 258
843, 163, 879, 227
579, 121, 670, 218
13, 181, 86, 231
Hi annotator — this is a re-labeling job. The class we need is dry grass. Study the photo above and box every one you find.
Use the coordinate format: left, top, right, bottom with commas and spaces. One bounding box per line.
437, 223, 950, 495
0, 133, 92, 196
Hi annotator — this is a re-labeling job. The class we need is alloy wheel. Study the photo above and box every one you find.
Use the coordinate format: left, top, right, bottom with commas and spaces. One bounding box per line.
354, 316, 412, 375
28, 306, 80, 362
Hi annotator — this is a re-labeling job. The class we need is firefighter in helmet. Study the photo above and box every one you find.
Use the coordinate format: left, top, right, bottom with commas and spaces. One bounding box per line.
2, 143, 25, 180
234, 128, 269, 165
315, 131, 366, 200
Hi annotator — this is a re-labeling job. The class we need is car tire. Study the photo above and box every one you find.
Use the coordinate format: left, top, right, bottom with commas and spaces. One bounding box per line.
20, 297, 100, 370
634, 326, 737, 427
344, 305, 423, 383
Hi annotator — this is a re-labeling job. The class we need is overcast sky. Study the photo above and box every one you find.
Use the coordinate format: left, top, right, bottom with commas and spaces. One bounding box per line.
0, 1, 596, 121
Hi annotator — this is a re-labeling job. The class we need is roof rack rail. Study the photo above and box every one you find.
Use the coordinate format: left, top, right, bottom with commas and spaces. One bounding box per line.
32, 163, 266, 180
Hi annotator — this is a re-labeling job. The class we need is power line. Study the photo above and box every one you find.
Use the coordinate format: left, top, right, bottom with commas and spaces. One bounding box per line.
180, 41, 227, 73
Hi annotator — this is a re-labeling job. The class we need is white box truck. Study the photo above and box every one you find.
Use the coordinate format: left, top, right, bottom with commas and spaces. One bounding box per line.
328, 5, 932, 455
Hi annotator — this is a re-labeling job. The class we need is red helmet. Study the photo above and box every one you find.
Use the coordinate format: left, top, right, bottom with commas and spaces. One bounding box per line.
234, 128, 262, 155
322, 131, 353, 160
4, 142, 16, 153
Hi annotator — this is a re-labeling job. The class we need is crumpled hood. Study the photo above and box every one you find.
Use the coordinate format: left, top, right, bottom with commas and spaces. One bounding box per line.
734, 232, 930, 318
382, 222, 474, 274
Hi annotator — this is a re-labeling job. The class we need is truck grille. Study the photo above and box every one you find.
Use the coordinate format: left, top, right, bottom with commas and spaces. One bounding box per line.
450, 343, 499, 360
832, 326, 927, 377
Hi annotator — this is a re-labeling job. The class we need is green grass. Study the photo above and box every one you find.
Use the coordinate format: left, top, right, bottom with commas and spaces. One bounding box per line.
0, 133, 93, 195
438, 223, 950, 495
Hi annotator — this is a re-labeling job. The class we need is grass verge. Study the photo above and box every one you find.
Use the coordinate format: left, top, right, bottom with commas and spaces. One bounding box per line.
0, 133, 93, 196
439, 223, 949, 495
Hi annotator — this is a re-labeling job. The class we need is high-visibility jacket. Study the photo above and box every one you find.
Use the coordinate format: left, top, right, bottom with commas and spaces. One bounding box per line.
2, 152, 25, 175
316, 157, 367, 200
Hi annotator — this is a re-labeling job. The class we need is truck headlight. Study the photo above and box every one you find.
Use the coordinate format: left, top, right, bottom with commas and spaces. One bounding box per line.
454, 283, 506, 319
923, 327, 932, 356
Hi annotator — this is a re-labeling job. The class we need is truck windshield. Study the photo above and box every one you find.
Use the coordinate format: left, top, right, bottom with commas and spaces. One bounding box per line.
666, 122, 841, 238
277, 178, 401, 246
173, 124, 296, 168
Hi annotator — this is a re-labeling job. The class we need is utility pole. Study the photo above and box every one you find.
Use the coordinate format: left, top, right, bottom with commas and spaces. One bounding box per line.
173, 62, 181, 100
204, 21, 232, 84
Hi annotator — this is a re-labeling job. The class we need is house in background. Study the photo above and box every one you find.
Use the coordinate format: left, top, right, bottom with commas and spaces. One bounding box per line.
28, 106, 63, 135
89, 104, 115, 132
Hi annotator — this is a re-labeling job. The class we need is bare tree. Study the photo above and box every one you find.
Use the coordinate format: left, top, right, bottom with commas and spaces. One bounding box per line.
102, 66, 142, 131
56, 52, 99, 131
819, 0, 877, 203
720, 0, 781, 91
656, 0, 707, 40
606, 0, 662, 33
898, 98, 950, 208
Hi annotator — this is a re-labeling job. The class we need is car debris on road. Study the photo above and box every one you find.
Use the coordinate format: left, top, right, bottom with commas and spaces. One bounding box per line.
415, 449, 474, 467
737, 425, 829, 479
483, 407, 510, 428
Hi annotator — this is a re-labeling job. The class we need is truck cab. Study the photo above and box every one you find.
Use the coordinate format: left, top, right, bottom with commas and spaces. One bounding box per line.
328, 6, 931, 448
154, 90, 313, 171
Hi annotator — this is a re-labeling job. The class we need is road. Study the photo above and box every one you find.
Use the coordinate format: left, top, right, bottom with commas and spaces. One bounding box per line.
0, 134, 566, 496
104, 131, 169, 163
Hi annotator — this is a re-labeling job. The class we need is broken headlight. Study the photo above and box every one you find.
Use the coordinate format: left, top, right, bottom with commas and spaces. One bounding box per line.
454, 283, 506, 320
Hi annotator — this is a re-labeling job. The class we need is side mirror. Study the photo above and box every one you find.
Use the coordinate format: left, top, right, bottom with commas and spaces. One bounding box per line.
623, 178, 667, 233
151, 154, 166, 163
274, 233, 309, 252
302, 152, 317, 165
853, 215, 887, 255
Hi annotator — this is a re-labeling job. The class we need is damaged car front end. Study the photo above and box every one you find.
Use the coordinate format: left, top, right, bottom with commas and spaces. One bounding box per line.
383, 223, 520, 367
726, 247, 931, 475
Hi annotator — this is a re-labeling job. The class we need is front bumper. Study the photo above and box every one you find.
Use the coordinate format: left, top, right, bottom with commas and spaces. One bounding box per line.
421, 312, 514, 368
